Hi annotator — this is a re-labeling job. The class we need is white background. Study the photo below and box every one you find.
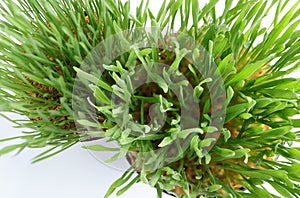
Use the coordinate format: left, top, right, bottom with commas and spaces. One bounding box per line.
0, 0, 299, 198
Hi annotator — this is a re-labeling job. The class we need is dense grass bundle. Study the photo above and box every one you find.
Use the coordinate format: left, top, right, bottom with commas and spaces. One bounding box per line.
0, 0, 300, 197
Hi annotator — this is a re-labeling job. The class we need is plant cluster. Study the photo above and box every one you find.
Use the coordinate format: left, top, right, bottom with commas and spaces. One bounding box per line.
0, 0, 300, 197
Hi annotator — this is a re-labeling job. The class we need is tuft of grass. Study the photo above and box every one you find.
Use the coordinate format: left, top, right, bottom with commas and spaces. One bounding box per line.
0, 0, 300, 197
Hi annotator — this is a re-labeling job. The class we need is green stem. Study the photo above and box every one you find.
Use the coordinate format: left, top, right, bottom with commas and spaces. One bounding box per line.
133, 95, 159, 103
141, 99, 144, 125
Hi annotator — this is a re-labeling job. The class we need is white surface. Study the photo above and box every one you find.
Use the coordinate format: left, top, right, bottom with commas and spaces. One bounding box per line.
0, 114, 170, 198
